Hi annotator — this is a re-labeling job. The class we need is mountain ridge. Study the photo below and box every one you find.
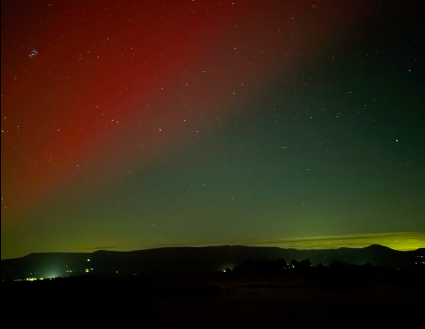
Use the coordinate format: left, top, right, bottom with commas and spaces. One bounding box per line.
2, 245, 423, 280
2, 244, 421, 261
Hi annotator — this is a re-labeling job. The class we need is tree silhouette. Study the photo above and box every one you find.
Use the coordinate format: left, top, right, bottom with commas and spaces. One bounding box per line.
299, 259, 312, 270
233, 260, 255, 274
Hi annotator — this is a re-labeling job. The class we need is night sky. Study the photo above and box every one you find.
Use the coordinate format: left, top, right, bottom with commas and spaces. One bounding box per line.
1, 1, 424, 259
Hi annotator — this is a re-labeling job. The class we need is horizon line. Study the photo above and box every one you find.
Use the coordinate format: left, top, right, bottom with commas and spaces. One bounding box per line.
2, 232, 424, 260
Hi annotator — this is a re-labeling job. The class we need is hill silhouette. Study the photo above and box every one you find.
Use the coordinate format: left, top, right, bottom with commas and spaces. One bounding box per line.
2, 245, 422, 280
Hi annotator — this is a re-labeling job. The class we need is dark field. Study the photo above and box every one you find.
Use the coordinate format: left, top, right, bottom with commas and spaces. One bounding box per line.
3, 271, 423, 322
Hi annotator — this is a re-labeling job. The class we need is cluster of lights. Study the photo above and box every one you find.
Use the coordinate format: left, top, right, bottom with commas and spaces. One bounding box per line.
14, 278, 44, 282
66, 267, 94, 273
64, 260, 93, 274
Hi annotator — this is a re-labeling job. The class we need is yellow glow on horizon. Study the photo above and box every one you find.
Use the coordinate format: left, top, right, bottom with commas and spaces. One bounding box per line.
247, 232, 425, 251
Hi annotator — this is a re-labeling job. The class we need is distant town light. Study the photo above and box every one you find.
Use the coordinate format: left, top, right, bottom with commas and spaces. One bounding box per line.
85, 269, 90, 273
87, 259, 91, 262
